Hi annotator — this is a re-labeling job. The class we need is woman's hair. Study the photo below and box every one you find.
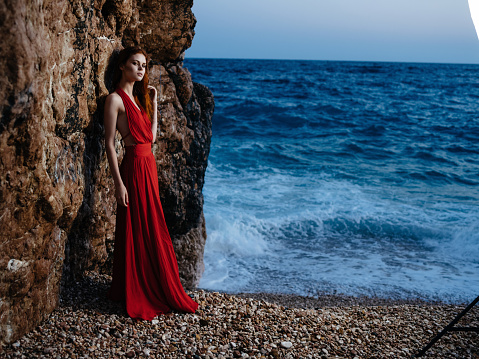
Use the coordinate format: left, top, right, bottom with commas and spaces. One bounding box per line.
112, 46, 153, 121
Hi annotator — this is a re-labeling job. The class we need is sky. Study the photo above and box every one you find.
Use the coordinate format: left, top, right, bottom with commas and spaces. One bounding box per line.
186, 0, 479, 64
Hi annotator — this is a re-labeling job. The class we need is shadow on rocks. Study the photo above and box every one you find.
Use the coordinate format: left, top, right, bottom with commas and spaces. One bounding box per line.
59, 272, 127, 317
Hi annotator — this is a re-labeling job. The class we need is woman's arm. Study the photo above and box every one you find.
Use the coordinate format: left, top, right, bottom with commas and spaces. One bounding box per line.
104, 94, 128, 207
148, 85, 158, 142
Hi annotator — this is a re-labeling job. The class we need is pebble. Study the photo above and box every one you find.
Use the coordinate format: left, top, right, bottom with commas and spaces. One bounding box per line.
280, 341, 293, 349
1, 271, 478, 359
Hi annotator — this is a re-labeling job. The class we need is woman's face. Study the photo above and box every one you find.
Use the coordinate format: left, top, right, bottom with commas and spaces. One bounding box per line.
120, 53, 147, 82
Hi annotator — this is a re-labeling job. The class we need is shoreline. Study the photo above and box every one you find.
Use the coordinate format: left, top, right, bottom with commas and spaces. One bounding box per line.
228, 291, 453, 309
2, 272, 477, 358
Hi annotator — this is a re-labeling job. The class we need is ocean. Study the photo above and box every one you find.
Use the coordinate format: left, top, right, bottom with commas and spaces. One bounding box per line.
183, 58, 479, 303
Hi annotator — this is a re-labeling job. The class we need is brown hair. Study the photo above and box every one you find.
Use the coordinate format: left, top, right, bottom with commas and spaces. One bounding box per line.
112, 46, 153, 121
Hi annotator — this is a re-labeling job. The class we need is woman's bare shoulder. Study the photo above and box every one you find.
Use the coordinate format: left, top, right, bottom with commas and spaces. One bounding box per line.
106, 91, 121, 103
105, 91, 123, 109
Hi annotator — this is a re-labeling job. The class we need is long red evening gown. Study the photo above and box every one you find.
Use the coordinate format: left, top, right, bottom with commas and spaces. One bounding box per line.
108, 87, 198, 320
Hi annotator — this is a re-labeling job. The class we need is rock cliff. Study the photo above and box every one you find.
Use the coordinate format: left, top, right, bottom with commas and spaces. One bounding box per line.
0, 0, 213, 345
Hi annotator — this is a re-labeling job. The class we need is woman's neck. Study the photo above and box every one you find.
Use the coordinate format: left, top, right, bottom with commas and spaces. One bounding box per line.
117, 80, 135, 97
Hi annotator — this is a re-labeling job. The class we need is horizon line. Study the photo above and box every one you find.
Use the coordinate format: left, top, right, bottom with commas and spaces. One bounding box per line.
184, 56, 479, 66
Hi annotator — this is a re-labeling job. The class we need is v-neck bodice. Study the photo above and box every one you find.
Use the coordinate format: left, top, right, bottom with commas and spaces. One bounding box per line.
115, 87, 153, 144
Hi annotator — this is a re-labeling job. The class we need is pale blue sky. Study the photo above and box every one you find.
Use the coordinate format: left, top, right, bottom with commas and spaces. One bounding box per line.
186, 0, 479, 63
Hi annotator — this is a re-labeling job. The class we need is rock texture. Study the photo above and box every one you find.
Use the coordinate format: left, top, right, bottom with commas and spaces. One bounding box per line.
0, 0, 213, 346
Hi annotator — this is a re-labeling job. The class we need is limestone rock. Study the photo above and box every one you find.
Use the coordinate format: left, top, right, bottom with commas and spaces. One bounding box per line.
0, 0, 213, 345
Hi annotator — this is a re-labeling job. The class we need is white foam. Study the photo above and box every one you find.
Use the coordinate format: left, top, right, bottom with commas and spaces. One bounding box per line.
205, 213, 270, 256
199, 210, 273, 290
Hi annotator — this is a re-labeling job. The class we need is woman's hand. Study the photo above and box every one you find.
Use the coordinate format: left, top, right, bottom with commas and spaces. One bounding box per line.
115, 183, 129, 207
148, 85, 157, 102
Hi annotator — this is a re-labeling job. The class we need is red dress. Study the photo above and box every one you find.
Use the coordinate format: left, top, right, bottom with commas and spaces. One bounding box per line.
108, 87, 198, 320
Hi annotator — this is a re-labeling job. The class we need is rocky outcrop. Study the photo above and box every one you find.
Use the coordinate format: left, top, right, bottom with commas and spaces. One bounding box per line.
0, 0, 213, 345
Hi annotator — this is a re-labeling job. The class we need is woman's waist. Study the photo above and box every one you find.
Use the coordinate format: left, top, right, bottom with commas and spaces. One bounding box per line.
124, 143, 152, 157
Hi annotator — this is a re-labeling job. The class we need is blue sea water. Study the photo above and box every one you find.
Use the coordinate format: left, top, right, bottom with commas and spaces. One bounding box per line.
184, 58, 479, 303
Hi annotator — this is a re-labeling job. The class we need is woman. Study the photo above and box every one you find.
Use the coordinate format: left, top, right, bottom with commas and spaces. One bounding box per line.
104, 46, 198, 320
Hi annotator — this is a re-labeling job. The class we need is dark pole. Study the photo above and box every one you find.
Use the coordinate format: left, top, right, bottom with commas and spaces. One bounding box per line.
415, 295, 479, 357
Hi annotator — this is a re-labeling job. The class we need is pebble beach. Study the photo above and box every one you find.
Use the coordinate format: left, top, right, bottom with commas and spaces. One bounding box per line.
2, 272, 478, 358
